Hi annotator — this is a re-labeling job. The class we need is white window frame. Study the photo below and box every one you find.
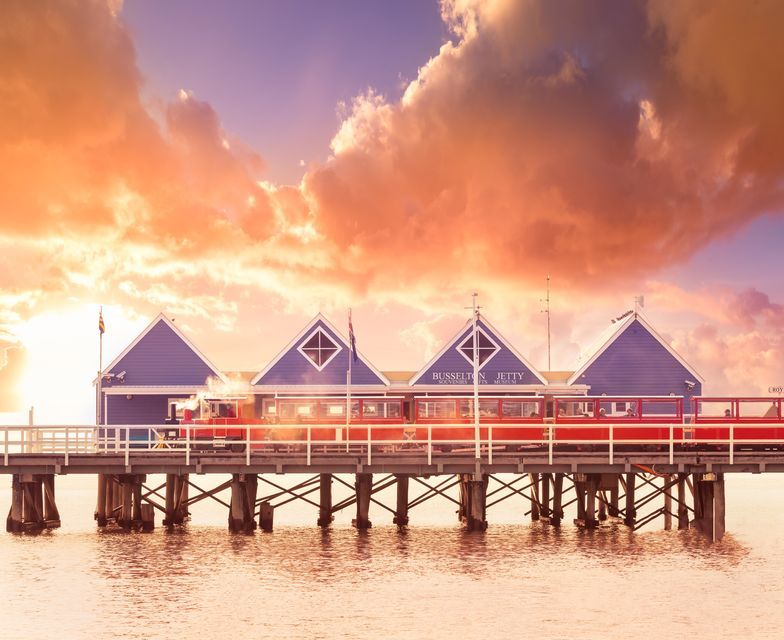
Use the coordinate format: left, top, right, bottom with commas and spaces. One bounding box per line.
297, 327, 343, 372
455, 326, 501, 371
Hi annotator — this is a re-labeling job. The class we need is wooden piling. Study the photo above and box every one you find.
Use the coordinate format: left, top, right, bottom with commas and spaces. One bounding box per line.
529, 473, 540, 521
353, 473, 373, 529
663, 475, 673, 531
624, 473, 636, 527
608, 476, 620, 518
540, 473, 551, 520
393, 474, 409, 527
259, 501, 274, 533
713, 473, 726, 542
120, 478, 133, 529
243, 474, 258, 533
458, 474, 488, 531
317, 473, 333, 527
41, 475, 60, 528
677, 473, 689, 530
6, 475, 23, 533
164, 473, 176, 527
95, 473, 107, 526
550, 473, 564, 526
140, 504, 155, 532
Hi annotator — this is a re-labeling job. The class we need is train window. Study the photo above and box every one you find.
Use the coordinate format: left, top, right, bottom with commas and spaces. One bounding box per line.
362, 400, 402, 419
167, 399, 196, 420
262, 399, 277, 416
208, 401, 237, 418
418, 400, 456, 419
560, 401, 591, 417
502, 400, 523, 418
738, 400, 778, 419
641, 399, 678, 417
697, 400, 733, 418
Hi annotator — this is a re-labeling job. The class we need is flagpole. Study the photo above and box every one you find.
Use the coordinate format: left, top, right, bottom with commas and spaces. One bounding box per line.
472, 293, 480, 459
346, 309, 352, 453
97, 307, 103, 426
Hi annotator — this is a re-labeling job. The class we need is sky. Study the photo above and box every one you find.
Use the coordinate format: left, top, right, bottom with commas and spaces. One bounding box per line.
1, 0, 783, 423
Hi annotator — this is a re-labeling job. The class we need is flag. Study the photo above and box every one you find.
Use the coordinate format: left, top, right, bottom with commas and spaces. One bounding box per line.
98, 308, 105, 335
611, 309, 633, 324
348, 309, 358, 362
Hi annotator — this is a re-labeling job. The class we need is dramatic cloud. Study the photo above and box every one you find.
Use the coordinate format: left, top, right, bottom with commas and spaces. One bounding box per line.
0, 0, 782, 386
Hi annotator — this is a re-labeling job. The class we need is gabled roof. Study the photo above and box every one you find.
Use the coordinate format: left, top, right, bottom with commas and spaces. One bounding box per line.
95, 313, 228, 385
566, 312, 704, 386
250, 313, 390, 386
408, 315, 548, 386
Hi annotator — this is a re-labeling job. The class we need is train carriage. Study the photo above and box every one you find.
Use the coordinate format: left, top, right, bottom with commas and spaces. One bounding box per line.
553, 396, 684, 446
414, 396, 545, 447
693, 397, 784, 448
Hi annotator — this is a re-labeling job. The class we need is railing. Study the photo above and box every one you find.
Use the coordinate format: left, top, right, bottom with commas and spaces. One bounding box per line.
2, 423, 784, 468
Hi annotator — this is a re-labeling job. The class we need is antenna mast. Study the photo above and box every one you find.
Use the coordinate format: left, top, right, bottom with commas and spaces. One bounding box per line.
541, 276, 551, 371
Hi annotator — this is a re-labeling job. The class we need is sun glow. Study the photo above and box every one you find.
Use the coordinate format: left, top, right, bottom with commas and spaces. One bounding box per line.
7, 305, 144, 424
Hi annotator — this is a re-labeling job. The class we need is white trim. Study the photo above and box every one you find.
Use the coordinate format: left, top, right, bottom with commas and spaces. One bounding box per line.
93, 313, 228, 385
409, 316, 548, 386
566, 312, 705, 386
103, 385, 211, 395
250, 313, 390, 386
296, 326, 342, 371
455, 325, 500, 370
251, 384, 390, 394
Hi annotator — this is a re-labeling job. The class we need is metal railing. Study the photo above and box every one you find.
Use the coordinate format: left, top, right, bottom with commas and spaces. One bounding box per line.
2, 422, 783, 468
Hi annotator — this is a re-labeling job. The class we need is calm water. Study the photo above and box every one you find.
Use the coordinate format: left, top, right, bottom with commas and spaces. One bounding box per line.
1, 474, 783, 640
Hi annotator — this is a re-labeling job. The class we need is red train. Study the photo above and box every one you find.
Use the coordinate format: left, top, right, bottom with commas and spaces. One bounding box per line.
174, 394, 784, 451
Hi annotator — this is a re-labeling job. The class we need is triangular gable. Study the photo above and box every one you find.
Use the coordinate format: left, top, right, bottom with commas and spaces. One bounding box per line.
252, 314, 389, 387
567, 312, 704, 386
409, 316, 547, 386
98, 313, 227, 387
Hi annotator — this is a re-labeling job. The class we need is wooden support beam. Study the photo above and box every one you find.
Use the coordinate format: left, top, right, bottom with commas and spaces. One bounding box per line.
458, 474, 488, 531
140, 504, 155, 532
164, 473, 177, 527
353, 473, 373, 529
714, 474, 726, 542
41, 475, 60, 528
244, 475, 258, 533
608, 475, 620, 518
317, 473, 333, 527
6, 475, 23, 533
95, 473, 107, 526
540, 473, 551, 520
259, 501, 274, 533
393, 475, 409, 527
663, 475, 673, 531
120, 478, 133, 529
624, 473, 636, 527
228, 474, 245, 533
550, 473, 564, 526
529, 473, 540, 521
677, 473, 689, 530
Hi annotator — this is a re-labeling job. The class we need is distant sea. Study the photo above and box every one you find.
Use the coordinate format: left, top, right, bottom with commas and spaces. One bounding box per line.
1, 474, 783, 640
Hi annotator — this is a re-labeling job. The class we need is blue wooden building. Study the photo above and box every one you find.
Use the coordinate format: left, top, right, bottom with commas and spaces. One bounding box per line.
566, 312, 704, 411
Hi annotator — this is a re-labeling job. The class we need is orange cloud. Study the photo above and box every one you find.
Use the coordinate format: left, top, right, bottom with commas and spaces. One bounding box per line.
0, 0, 782, 374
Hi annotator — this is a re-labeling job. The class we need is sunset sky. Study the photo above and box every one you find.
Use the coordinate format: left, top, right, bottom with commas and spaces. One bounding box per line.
1, 0, 783, 423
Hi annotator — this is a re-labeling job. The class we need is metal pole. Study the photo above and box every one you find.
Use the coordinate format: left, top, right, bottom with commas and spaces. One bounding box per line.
346, 309, 352, 453
472, 293, 480, 459
97, 308, 103, 426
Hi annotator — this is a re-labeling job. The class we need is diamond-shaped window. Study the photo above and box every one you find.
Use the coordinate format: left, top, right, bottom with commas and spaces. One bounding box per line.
457, 328, 499, 369
298, 328, 342, 370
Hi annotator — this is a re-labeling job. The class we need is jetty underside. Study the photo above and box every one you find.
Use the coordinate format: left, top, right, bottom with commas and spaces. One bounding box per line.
4, 448, 781, 541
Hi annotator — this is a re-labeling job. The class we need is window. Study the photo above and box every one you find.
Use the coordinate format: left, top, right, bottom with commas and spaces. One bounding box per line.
456, 327, 500, 369
297, 327, 342, 371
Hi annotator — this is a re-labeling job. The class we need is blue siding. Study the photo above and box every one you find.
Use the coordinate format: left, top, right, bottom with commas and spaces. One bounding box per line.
104, 319, 218, 387
415, 320, 542, 386
255, 319, 384, 386
105, 394, 188, 425
574, 319, 701, 411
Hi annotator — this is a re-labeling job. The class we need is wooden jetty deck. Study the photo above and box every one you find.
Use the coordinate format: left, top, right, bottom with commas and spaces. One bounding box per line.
3, 423, 784, 540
